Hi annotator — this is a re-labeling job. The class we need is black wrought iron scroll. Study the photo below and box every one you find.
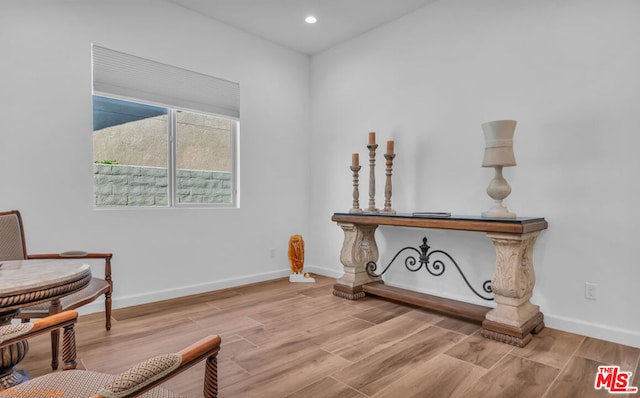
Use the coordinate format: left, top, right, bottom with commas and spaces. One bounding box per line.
365, 237, 493, 301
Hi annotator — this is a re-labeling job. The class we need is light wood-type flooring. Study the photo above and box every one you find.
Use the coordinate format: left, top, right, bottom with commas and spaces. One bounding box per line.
19, 275, 640, 397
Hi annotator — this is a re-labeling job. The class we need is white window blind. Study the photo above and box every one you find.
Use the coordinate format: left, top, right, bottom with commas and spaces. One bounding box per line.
92, 45, 240, 119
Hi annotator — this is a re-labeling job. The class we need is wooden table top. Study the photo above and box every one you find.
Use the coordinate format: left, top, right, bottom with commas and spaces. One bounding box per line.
332, 213, 548, 234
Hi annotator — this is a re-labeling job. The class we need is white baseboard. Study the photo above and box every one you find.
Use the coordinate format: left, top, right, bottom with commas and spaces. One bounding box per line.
544, 313, 640, 349
304, 264, 343, 279
80, 265, 340, 316
77, 268, 291, 315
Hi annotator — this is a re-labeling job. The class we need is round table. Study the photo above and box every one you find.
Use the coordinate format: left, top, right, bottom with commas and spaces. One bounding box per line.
0, 260, 91, 388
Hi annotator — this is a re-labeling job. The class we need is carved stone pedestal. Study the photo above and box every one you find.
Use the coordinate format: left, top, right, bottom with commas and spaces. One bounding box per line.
332, 223, 381, 300
481, 231, 545, 347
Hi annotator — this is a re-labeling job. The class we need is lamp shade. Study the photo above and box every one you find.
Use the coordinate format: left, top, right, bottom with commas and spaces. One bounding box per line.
481, 120, 517, 167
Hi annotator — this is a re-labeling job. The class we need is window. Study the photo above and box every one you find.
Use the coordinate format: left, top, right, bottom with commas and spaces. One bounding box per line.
91, 45, 239, 208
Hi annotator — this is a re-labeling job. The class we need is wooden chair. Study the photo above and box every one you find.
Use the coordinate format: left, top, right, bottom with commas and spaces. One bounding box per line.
0, 210, 113, 370
0, 311, 221, 397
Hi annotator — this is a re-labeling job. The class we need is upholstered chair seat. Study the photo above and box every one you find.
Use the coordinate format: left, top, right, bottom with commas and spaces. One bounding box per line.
6, 370, 184, 398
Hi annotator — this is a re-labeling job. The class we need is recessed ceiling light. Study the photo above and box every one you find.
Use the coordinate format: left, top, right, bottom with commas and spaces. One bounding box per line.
305, 15, 317, 24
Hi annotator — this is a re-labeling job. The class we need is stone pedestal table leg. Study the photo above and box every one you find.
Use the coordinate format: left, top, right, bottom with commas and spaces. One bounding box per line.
333, 223, 381, 300
481, 231, 545, 347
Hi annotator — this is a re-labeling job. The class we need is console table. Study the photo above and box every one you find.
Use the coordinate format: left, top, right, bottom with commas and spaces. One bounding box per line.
331, 212, 548, 347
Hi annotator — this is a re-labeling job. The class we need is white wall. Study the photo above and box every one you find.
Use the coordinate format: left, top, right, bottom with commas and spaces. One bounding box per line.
309, 0, 640, 347
0, 1, 311, 307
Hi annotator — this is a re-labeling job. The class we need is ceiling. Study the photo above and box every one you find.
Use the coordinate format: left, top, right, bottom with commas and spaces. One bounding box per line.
169, 0, 438, 55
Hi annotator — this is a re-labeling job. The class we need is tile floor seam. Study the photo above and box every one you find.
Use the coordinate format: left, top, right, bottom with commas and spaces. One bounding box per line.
329, 375, 368, 396
319, 346, 356, 366
538, 354, 574, 398
346, 314, 378, 326
441, 351, 494, 373
508, 333, 587, 371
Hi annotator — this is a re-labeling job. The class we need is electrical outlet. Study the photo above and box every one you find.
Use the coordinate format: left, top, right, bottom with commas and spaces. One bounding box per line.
270, 249, 276, 259
585, 282, 597, 300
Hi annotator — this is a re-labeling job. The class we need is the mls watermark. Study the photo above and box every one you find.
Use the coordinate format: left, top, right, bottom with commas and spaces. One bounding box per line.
595, 366, 638, 394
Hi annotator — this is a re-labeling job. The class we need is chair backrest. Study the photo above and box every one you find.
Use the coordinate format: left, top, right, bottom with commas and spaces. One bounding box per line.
0, 210, 28, 261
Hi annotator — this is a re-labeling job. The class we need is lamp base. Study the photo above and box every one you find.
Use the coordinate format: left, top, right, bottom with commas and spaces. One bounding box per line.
482, 205, 516, 219
483, 166, 516, 219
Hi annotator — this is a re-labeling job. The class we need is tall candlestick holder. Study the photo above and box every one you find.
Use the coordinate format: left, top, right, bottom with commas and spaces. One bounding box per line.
380, 152, 396, 214
366, 143, 379, 213
349, 165, 363, 213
